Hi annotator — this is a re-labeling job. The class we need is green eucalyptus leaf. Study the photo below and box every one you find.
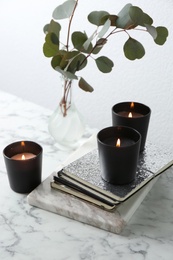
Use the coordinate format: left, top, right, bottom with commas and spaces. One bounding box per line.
43, 20, 61, 37
98, 19, 111, 38
64, 50, 79, 59
116, 5, 153, 29
61, 50, 80, 70
43, 24, 49, 34
51, 51, 68, 70
129, 7, 153, 27
45, 32, 59, 45
51, 55, 62, 69
52, 0, 76, 20
55, 67, 78, 80
100, 15, 111, 26
43, 42, 56, 57
46, 20, 61, 38
154, 26, 168, 45
72, 31, 92, 53
72, 31, 86, 49
142, 13, 153, 26
78, 77, 94, 92
92, 38, 107, 54
95, 56, 114, 73
88, 11, 110, 26
51, 51, 79, 70
129, 6, 144, 26
124, 37, 145, 60
43, 33, 59, 57
59, 54, 69, 69
145, 24, 157, 39
115, 3, 134, 29
68, 53, 87, 73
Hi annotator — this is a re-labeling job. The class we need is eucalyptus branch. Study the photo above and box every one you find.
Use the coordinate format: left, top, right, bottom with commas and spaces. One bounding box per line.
43, 1, 168, 106
79, 27, 125, 68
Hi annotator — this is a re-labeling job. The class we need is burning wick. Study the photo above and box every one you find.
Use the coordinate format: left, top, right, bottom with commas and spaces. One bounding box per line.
116, 138, 121, 147
128, 102, 134, 117
130, 102, 134, 109
21, 141, 25, 147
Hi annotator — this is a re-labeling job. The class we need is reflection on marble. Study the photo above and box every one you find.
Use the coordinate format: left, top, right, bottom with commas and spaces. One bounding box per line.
1, 90, 173, 259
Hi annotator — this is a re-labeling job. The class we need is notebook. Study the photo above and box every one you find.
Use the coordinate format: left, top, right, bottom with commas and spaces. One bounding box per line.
51, 142, 173, 207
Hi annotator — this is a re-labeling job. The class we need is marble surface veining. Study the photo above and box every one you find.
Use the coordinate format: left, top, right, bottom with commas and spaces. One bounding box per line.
1, 90, 173, 259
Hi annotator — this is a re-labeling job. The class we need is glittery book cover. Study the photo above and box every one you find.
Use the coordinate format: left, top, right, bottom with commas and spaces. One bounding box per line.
54, 142, 173, 202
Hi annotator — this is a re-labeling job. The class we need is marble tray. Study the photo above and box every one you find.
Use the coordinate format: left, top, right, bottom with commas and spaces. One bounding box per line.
28, 171, 159, 234
27, 141, 173, 234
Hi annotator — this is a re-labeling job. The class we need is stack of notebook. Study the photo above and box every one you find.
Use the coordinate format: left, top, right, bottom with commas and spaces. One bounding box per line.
28, 141, 173, 234
51, 144, 173, 210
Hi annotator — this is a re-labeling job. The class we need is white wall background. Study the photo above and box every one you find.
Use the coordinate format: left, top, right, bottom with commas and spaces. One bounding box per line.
0, 0, 173, 147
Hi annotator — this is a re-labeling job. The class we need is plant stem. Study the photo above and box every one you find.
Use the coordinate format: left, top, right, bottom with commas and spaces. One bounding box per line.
60, 1, 79, 116
60, 79, 72, 117
66, 0, 79, 51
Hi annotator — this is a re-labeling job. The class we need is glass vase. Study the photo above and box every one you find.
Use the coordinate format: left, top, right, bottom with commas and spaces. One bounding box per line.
48, 78, 91, 150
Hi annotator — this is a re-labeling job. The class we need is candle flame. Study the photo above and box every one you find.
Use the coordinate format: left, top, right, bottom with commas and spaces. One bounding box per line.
116, 138, 121, 147
21, 154, 25, 160
21, 141, 25, 147
130, 102, 134, 109
128, 112, 132, 118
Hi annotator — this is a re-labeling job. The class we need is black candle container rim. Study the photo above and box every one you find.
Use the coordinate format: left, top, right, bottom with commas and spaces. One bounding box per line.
97, 126, 141, 148
112, 101, 151, 118
3, 140, 43, 160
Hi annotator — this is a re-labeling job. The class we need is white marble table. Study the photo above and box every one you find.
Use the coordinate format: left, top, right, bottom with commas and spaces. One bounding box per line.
1, 90, 173, 260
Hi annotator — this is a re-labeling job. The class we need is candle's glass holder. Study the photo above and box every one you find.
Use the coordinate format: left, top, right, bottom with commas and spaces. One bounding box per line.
112, 102, 151, 152
97, 126, 141, 185
3, 141, 43, 193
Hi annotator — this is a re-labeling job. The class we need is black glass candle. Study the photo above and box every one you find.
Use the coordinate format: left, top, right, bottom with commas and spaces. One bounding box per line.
97, 126, 141, 185
112, 102, 151, 152
3, 141, 43, 193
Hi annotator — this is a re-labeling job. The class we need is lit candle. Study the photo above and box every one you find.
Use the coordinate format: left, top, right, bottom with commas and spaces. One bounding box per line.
112, 102, 151, 152
97, 126, 141, 185
11, 153, 36, 160
3, 141, 43, 193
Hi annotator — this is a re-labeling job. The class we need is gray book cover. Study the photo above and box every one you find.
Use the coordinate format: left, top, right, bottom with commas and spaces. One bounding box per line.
61, 142, 173, 201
